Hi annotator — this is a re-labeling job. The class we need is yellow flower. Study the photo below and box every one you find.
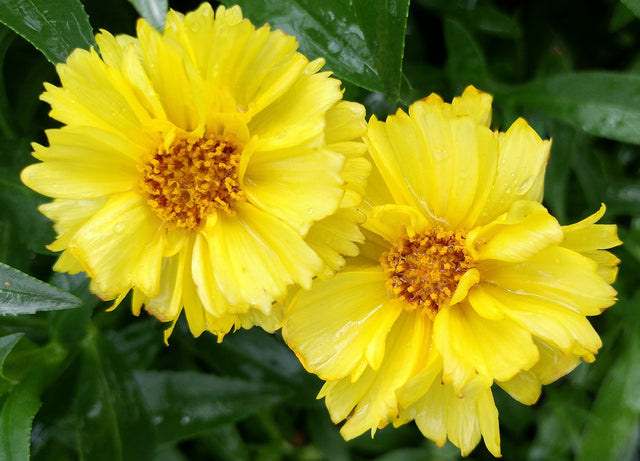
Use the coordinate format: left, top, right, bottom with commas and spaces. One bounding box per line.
283, 86, 621, 456
21, 3, 369, 341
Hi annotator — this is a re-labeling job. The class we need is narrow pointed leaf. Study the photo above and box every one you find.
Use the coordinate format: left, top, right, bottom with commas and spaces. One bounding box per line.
0, 361, 45, 461
0, 262, 81, 315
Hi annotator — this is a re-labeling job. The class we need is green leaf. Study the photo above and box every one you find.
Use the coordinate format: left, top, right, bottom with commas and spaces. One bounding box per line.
190, 328, 321, 403
193, 425, 250, 461
444, 18, 491, 90
0, 262, 81, 315
543, 122, 582, 223
75, 329, 155, 460
127, 0, 167, 31
503, 72, 640, 145
0, 360, 45, 461
223, 0, 410, 100
418, 0, 522, 38
135, 370, 288, 444
306, 407, 349, 461
621, 0, 640, 20
0, 0, 95, 64
48, 273, 95, 349
0, 333, 23, 379
577, 330, 640, 461
0, 333, 23, 397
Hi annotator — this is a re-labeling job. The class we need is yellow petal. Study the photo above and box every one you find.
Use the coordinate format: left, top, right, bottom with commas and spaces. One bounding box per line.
365, 113, 422, 209
562, 204, 622, 252
23, 129, 140, 199
42, 48, 154, 142
402, 375, 499, 456
191, 234, 242, 317
409, 98, 484, 228
476, 387, 501, 457
481, 284, 602, 358
451, 85, 493, 127
283, 268, 402, 380
529, 338, 582, 385
468, 200, 564, 262
478, 118, 551, 225
249, 68, 342, 151
480, 245, 617, 316
244, 146, 345, 234
205, 202, 323, 310
497, 371, 541, 405
40, 198, 107, 251
145, 237, 191, 322
321, 311, 431, 439
137, 19, 201, 129
304, 207, 365, 276
365, 204, 429, 243
68, 191, 164, 300
585, 250, 620, 284
434, 301, 539, 389
396, 350, 440, 408
325, 101, 367, 144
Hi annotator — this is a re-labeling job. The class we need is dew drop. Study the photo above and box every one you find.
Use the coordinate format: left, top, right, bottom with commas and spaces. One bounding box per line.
152, 416, 164, 425
114, 223, 125, 233
307, 208, 314, 215
516, 176, 535, 194
433, 149, 448, 160
180, 416, 191, 425
505, 187, 512, 194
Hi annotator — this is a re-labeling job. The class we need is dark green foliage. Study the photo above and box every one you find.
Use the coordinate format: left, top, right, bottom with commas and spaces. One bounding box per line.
0, 0, 636, 459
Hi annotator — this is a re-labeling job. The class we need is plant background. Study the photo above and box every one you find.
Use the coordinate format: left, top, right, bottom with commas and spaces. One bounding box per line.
0, 0, 638, 459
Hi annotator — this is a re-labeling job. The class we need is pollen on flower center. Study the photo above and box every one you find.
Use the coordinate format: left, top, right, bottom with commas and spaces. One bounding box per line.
139, 133, 245, 231
380, 227, 476, 317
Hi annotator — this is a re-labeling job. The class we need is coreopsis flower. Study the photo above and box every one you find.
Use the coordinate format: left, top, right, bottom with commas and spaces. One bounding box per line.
21, 3, 369, 341
283, 86, 621, 456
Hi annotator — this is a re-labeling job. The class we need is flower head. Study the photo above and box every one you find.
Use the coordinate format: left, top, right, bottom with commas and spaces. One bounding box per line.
283, 86, 621, 456
21, 3, 369, 341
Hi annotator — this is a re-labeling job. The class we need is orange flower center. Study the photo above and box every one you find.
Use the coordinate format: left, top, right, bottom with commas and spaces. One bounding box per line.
139, 133, 245, 231
380, 227, 475, 318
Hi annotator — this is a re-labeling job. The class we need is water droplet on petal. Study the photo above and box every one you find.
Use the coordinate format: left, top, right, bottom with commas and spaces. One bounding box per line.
516, 176, 535, 194
180, 415, 191, 425
114, 223, 125, 233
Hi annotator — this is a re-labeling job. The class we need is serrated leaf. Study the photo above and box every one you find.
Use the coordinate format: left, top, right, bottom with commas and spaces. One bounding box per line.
0, 333, 23, 379
0, 0, 95, 64
0, 361, 44, 461
503, 72, 640, 145
0, 262, 81, 315
135, 370, 288, 444
127, 0, 167, 31
577, 330, 640, 461
222, 0, 410, 100
75, 330, 155, 460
